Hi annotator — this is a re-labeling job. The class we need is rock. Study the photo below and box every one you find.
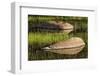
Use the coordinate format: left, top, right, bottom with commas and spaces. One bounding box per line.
49, 21, 73, 33
31, 21, 73, 33
60, 22, 73, 33
42, 37, 85, 55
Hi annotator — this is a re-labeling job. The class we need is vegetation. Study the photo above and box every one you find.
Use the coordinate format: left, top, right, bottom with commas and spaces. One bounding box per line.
28, 15, 88, 60
28, 32, 69, 49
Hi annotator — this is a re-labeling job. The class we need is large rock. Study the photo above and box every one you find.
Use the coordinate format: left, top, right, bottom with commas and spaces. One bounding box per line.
49, 21, 73, 33
42, 37, 85, 55
31, 21, 73, 33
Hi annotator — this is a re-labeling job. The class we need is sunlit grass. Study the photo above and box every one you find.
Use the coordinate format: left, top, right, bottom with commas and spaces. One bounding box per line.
28, 32, 69, 49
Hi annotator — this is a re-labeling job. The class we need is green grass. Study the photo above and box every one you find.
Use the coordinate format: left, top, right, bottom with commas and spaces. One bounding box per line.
28, 32, 88, 60
28, 32, 69, 49
28, 15, 88, 60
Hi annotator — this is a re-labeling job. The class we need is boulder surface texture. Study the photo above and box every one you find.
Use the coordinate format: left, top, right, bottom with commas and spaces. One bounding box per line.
43, 37, 85, 55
